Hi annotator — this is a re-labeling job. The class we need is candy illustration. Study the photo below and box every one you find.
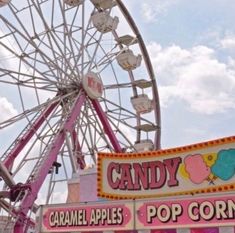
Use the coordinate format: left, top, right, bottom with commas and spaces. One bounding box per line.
211, 149, 235, 181
184, 154, 211, 184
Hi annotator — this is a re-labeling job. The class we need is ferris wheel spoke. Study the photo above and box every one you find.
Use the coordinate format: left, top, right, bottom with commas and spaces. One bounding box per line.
102, 97, 156, 126
2, 100, 60, 170
0, 94, 62, 130
0, 70, 57, 92
58, 1, 82, 77
0, 39, 60, 87
65, 132, 78, 172
77, 114, 97, 163
71, 129, 86, 169
0, 15, 70, 85
30, 1, 74, 83
105, 116, 135, 151
86, 100, 115, 150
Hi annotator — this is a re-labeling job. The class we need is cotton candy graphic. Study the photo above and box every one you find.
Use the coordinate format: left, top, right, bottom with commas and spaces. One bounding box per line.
211, 149, 235, 181
202, 153, 218, 167
184, 154, 211, 184
179, 163, 189, 179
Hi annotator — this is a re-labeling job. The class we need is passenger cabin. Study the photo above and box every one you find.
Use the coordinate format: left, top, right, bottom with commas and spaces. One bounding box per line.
91, 0, 117, 10
0, 0, 10, 7
64, 0, 83, 6
131, 94, 153, 114
116, 49, 142, 71
91, 12, 119, 33
134, 139, 154, 152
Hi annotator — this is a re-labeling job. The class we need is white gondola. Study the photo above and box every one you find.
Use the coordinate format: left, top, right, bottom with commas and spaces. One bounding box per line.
64, 0, 83, 7
91, 0, 117, 10
116, 35, 138, 46
0, 0, 10, 7
131, 94, 153, 114
134, 139, 154, 152
91, 11, 119, 33
116, 49, 142, 71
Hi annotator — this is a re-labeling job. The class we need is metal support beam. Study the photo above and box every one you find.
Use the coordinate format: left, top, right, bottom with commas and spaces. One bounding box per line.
13, 92, 86, 233
3, 101, 59, 170
91, 99, 122, 153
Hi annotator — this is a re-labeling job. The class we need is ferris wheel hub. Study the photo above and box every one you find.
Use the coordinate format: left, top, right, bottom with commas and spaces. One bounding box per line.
82, 72, 103, 99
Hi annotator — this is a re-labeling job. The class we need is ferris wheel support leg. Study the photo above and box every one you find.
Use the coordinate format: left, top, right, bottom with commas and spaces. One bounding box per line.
3, 100, 59, 170
71, 129, 86, 169
91, 99, 122, 153
13, 92, 86, 233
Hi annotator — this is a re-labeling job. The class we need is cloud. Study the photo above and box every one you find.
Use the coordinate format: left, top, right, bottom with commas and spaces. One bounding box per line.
141, 0, 179, 22
147, 42, 235, 114
0, 97, 17, 122
221, 35, 235, 50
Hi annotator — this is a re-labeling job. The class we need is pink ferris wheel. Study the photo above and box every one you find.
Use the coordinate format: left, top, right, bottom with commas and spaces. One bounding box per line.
0, 0, 161, 232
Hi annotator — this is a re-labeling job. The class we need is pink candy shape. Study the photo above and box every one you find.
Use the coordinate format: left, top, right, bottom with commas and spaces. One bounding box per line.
184, 154, 211, 184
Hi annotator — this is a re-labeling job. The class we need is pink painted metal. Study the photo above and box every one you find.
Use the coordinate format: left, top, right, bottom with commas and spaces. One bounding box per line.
13, 92, 86, 233
3, 101, 59, 169
72, 129, 86, 169
91, 99, 122, 153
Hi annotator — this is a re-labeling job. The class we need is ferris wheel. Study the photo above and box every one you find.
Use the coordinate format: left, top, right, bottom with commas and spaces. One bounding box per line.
0, 0, 161, 232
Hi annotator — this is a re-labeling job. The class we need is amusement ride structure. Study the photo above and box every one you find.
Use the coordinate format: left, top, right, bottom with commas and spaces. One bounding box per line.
0, 0, 161, 232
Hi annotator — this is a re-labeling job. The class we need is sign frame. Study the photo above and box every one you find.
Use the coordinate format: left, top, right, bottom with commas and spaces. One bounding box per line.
39, 200, 134, 233
98, 136, 235, 200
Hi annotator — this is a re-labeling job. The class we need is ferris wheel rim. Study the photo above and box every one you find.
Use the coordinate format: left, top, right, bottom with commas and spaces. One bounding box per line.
115, 0, 161, 149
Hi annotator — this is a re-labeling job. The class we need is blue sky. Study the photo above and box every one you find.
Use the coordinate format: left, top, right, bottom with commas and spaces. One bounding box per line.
126, 0, 235, 148
0, 0, 234, 151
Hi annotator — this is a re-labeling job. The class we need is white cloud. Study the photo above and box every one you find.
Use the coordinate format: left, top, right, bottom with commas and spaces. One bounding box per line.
221, 35, 235, 50
0, 97, 17, 122
141, 0, 179, 22
148, 42, 235, 114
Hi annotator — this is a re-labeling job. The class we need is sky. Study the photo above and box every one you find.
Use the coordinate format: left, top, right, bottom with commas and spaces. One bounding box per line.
0, 0, 234, 151
126, 0, 235, 149
0, 0, 234, 208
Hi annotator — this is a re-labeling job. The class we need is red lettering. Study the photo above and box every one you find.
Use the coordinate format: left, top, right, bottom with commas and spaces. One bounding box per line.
119, 163, 134, 190
87, 76, 102, 94
164, 157, 182, 187
133, 162, 149, 190
149, 161, 166, 189
107, 162, 120, 189
88, 76, 94, 88
107, 158, 181, 191
97, 82, 102, 94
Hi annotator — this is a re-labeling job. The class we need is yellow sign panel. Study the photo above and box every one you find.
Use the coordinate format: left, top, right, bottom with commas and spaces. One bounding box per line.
97, 136, 235, 199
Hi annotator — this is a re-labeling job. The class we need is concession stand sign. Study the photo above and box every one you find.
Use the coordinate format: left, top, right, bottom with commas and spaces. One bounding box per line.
97, 136, 235, 199
40, 201, 134, 232
136, 193, 235, 230
39, 194, 235, 232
